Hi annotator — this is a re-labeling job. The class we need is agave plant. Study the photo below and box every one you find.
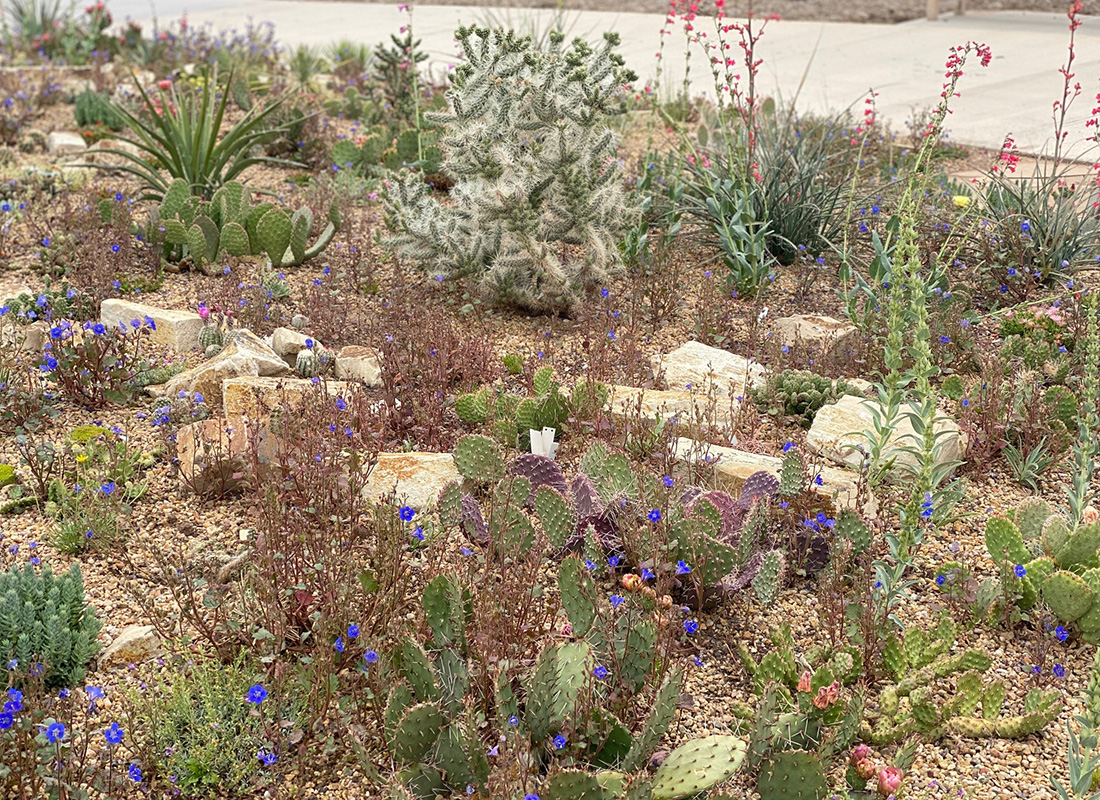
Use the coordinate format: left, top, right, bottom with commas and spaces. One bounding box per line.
86, 69, 303, 201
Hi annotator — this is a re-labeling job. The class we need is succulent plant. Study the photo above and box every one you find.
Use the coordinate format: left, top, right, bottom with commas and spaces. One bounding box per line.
198, 325, 224, 351
131, 179, 340, 270
756, 750, 830, 800
752, 369, 853, 428
978, 497, 1100, 640
862, 619, 1061, 744
454, 367, 598, 451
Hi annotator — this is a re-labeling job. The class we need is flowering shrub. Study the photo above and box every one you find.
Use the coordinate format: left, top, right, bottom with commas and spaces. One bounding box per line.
36, 316, 158, 409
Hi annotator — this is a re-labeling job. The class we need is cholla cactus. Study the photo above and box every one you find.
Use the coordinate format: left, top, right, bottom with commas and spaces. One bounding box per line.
384, 27, 637, 313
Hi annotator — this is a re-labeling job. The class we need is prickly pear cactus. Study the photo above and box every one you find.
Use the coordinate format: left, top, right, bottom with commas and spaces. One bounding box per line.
650, 735, 747, 800
453, 435, 505, 485
756, 750, 829, 800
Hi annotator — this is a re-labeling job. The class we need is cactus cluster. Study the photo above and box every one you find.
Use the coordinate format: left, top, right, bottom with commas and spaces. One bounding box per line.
863, 618, 1061, 744
381, 573, 746, 799
0, 562, 102, 687
123, 179, 339, 271
440, 438, 798, 609
455, 367, 603, 451
74, 88, 123, 132
980, 497, 1100, 640
752, 369, 853, 428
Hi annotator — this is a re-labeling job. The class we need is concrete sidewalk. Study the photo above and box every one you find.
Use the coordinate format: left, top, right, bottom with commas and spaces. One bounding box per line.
111, 0, 1100, 155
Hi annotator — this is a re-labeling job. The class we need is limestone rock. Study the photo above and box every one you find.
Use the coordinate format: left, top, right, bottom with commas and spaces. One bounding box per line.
0, 320, 46, 353
672, 438, 859, 512
164, 329, 289, 407
46, 131, 87, 156
362, 452, 460, 512
99, 624, 161, 667
271, 327, 323, 364
651, 341, 765, 396
222, 375, 350, 418
100, 298, 204, 352
806, 394, 964, 480
772, 314, 858, 355
334, 345, 382, 388
607, 384, 735, 431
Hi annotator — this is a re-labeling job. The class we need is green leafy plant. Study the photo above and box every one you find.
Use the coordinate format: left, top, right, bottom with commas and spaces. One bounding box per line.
384, 27, 637, 313
0, 562, 101, 687
88, 69, 301, 200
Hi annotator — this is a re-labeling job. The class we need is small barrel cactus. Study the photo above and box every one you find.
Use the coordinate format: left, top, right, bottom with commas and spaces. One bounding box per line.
296, 349, 319, 378
198, 325, 223, 351
204, 344, 223, 358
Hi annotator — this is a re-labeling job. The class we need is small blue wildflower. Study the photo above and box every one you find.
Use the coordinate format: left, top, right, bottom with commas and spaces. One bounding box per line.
684, 619, 698, 635
675, 560, 691, 575
104, 722, 124, 744
594, 665, 608, 680
648, 509, 661, 522
1014, 564, 1027, 578
610, 595, 624, 609
246, 684, 267, 704
399, 506, 415, 522
553, 735, 567, 750
46, 722, 65, 743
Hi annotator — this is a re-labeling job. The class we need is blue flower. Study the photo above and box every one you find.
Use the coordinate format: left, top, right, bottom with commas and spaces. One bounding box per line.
1056, 626, 1069, 642
128, 764, 142, 783
258, 749, 277, 765
399, 506, 416, 522
814, 474, 823, 486
594, 665, 608, 680
104, 722, 124, 744
935, 574, 946, 586
246, 684, 267, 704
336, 397, 347, 410
144, 315, 156, 330
365, 650, 379, 663
100, 481, 116, 495
334, 637, 345, 653
600, 288, 609, 298
525, 796, 540, 800
553, 734, 567, 750
675, 560, 691, 575
641, 568, 655, 581
86, 686, 104, 701
348, 624, 359, 639
0, 713, 11, 730
662, 475, 674, 488
585, 559, 597, 570
1014, 564, 1026, 578
1054, 664, 1066, 678
49, 326, 62, 339
92, 323, 106, 336
111, 244, 120, 253
412, 527, 424, 542
782, 441, 795, 453
610, 595, 624, 609
1021, 219, 1031, 232
647, 509, 661, 522
46, 722, 65, 743
684, 619, 698, 635
608, 555, 619, 567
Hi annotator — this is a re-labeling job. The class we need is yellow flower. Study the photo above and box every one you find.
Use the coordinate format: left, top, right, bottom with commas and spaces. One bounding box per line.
75, 454, 88, 463
953, 195, 971, 209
